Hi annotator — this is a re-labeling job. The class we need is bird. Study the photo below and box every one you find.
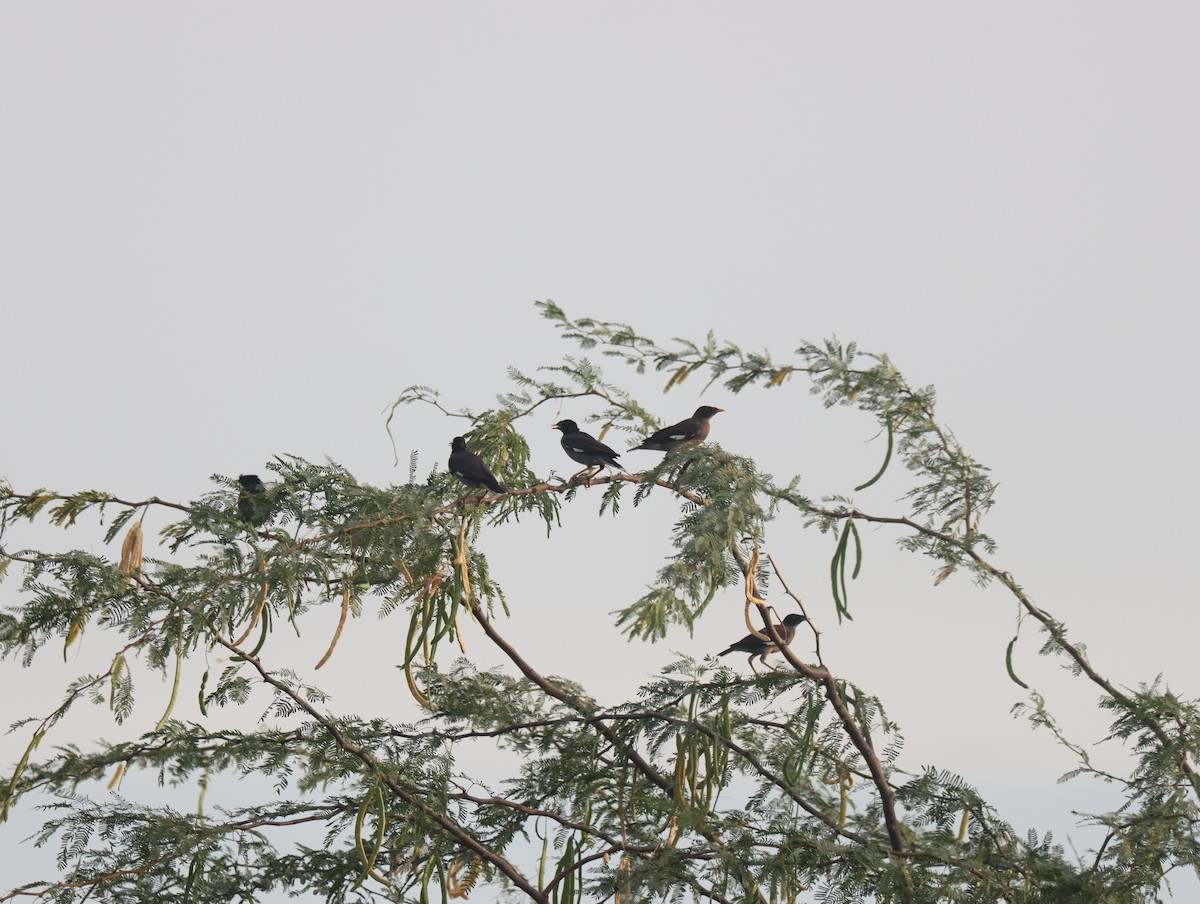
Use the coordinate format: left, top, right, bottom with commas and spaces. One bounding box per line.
630, 406, 724, 452
448, 436, 507, 496
236, 474, 270, 526
552, 420, 622, 484
718, 612, 806, 674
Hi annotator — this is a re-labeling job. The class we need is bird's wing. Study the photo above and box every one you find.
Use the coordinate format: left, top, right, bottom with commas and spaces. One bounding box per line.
451, 450, 487, 480
634, 420, 697, 448
453, 450, 505, 493
720, 621, 796, 656
565, 433, 620, 460
719, 632, 764, 656
655, 418, 703, 443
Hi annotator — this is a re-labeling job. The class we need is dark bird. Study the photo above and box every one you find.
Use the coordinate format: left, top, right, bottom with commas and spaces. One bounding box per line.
718, 613, 806, 674
236, 474, 270, 526
448, 436, 507, 496
630, 406, 724, 452
552, 420, 622, 484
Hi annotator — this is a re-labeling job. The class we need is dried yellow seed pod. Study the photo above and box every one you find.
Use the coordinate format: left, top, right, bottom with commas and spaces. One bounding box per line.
119, 522, 144, 586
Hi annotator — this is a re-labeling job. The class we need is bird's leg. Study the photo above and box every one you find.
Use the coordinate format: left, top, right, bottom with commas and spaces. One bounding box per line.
748, 654, 761, 677
568, 467, 590, 486
584, 465, 603, 487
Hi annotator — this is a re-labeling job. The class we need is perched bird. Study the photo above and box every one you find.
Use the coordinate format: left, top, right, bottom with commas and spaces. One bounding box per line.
630, 406, 724, 452
718, 613, 806, 674
236, 474, 270, 526
448, 436, 507, 496
552, 420, 622, 484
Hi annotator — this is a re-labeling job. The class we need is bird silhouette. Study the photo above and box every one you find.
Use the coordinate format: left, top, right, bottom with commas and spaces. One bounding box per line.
552, 420, 622, 484
236, 474, 270, 526
631, 406, 724, 452
718, 612, 806, 674
448, 436, 507, 496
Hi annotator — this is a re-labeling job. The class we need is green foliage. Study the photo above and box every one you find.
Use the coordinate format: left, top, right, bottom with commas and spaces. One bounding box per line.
0, 304, 1195, 903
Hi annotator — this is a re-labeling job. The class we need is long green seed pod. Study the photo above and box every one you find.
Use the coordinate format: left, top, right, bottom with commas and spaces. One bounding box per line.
1005, 637, 1029, 689
155, 633, 184, 731
197, 669, 209, 717
352, 782, 387, 890
854, 415, 894, 491
1, 725, 46, 822
849, 520, 863, 580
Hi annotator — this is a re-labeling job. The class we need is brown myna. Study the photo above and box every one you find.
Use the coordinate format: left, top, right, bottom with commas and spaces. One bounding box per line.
552, 420, 622, 483
718, 613, 806, 674
448, 436, 507, 495
631, 406, 724, 452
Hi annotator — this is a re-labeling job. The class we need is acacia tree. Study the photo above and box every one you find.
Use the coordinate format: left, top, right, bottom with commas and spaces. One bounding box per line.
1, 303, 1196, 903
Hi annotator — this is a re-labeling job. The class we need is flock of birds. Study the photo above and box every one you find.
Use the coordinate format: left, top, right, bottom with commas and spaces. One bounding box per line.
448, 405, 725, 495
237, 405, 805, 672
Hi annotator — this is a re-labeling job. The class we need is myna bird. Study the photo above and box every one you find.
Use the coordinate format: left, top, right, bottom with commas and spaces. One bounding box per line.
236, 474, 270, 526
718, 613, 806, 674
448, 436, 507, 496
552, 420, 622, 484
630, 406, 724, 452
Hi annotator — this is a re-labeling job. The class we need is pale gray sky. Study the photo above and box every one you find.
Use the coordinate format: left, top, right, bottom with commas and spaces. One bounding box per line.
3, 3, 1199, 899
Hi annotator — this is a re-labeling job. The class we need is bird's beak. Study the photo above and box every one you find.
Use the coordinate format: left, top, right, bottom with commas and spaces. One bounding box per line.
551, 422, 559, 429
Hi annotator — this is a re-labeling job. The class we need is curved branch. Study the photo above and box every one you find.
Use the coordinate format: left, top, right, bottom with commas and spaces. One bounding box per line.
825, 507, 1200, 804
732, 543, 905, 854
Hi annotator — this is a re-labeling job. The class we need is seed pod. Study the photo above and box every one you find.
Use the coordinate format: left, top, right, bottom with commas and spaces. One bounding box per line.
64, 620, 83, 660
119, 522, 144, 586
314, 579, 351, 670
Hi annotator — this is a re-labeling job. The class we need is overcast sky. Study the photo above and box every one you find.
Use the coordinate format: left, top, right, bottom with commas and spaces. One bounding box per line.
3, 3, 1199, 899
